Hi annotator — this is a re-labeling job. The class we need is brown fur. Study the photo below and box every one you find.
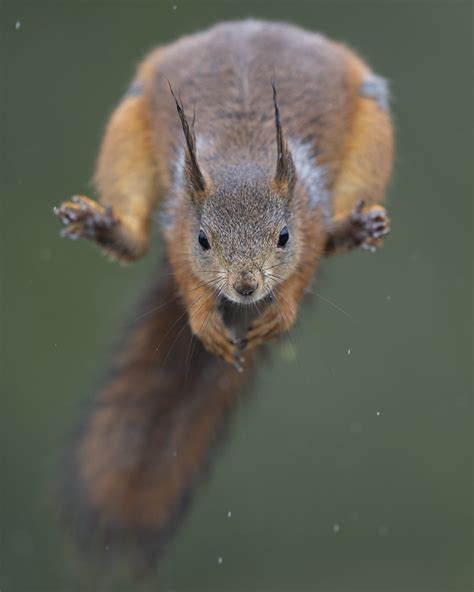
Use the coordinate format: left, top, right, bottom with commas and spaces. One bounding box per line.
56, 19, 394, 563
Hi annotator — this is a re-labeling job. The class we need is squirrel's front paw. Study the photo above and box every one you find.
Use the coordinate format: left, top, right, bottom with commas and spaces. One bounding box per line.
54, 195, 117, 241
193, 313, 244, 371
351, 201, 390, 252
244, 305, 293, 351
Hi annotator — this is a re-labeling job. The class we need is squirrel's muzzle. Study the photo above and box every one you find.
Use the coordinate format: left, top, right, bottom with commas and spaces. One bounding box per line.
233, 272, 258, 297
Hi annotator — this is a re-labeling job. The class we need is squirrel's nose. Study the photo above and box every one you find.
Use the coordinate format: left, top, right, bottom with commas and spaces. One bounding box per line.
234, 274, 258, 297
235, 285, 257, 296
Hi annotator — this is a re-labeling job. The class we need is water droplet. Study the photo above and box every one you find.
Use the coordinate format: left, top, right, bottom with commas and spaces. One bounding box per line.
218, 556, 223, 564
15, 20, 21, 30
376, 410, 381, 416
332, 523, 340, 533
347, 348, 351, 355
227, 511, 232, 518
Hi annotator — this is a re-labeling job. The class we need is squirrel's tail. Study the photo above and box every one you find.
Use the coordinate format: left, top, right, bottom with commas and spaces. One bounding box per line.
63, 262, 261, 564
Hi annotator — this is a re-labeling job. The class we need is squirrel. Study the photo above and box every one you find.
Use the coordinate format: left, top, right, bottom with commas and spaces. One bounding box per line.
55, 20, 393, 563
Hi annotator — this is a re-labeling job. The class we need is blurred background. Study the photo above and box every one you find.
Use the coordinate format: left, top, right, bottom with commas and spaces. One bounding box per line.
1, 1, 472, 591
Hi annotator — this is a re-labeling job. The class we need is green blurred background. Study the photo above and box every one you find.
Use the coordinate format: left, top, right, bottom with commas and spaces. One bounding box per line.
1, 1, 472, 591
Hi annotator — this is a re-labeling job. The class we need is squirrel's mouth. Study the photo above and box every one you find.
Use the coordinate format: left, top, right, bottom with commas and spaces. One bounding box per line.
219, 287, 273, 306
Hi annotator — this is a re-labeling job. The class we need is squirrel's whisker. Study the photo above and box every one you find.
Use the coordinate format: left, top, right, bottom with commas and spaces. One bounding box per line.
272, 291, 300, 366
153, 297, 202, 358
183, 279, 227, 386
130, 292, 181, 325
305, 288, 353, 319
262, 262, 286, 273
161, 295, 211, 369
133, 277, 224, 324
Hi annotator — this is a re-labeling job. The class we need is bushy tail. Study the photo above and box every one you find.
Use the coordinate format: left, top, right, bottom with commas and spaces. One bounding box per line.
63, 263, 261, 564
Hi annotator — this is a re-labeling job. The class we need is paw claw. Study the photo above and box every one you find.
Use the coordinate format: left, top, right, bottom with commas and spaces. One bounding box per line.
361, 242, 377, 253
61, 225, 81, 240
232, 356, 244, 373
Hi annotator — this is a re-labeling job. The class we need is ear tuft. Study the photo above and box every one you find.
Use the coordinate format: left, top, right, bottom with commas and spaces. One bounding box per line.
168, 81, 207, 197
272, 76, 295, 195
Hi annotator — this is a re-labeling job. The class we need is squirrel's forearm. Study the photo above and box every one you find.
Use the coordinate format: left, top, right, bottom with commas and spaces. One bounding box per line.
56, 69, 162, 261
93, 88, 159, 256
328, 60, 394, 228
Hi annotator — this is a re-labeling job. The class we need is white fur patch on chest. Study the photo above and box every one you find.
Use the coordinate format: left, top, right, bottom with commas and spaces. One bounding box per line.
289, 137, 331, 225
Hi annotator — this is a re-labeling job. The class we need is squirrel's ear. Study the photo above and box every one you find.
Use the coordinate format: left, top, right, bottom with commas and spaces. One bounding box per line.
168, 82, 208, 201
272, 78, 295, 196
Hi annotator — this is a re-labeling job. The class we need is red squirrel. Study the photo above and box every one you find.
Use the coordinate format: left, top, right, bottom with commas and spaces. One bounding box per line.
55, 20, 393, 562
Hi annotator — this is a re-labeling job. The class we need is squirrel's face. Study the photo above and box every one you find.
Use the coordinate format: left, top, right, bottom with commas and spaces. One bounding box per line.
189, 173, 298, 305
171, 78, 298, 305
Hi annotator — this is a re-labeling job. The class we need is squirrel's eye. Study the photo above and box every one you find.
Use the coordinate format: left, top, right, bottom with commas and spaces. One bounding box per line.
198, 229, 210, 250
277, 226, 289, 248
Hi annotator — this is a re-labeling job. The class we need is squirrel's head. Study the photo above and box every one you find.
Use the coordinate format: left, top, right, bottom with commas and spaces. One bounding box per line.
170, 80, 299, 305
193, 168, 297, 304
